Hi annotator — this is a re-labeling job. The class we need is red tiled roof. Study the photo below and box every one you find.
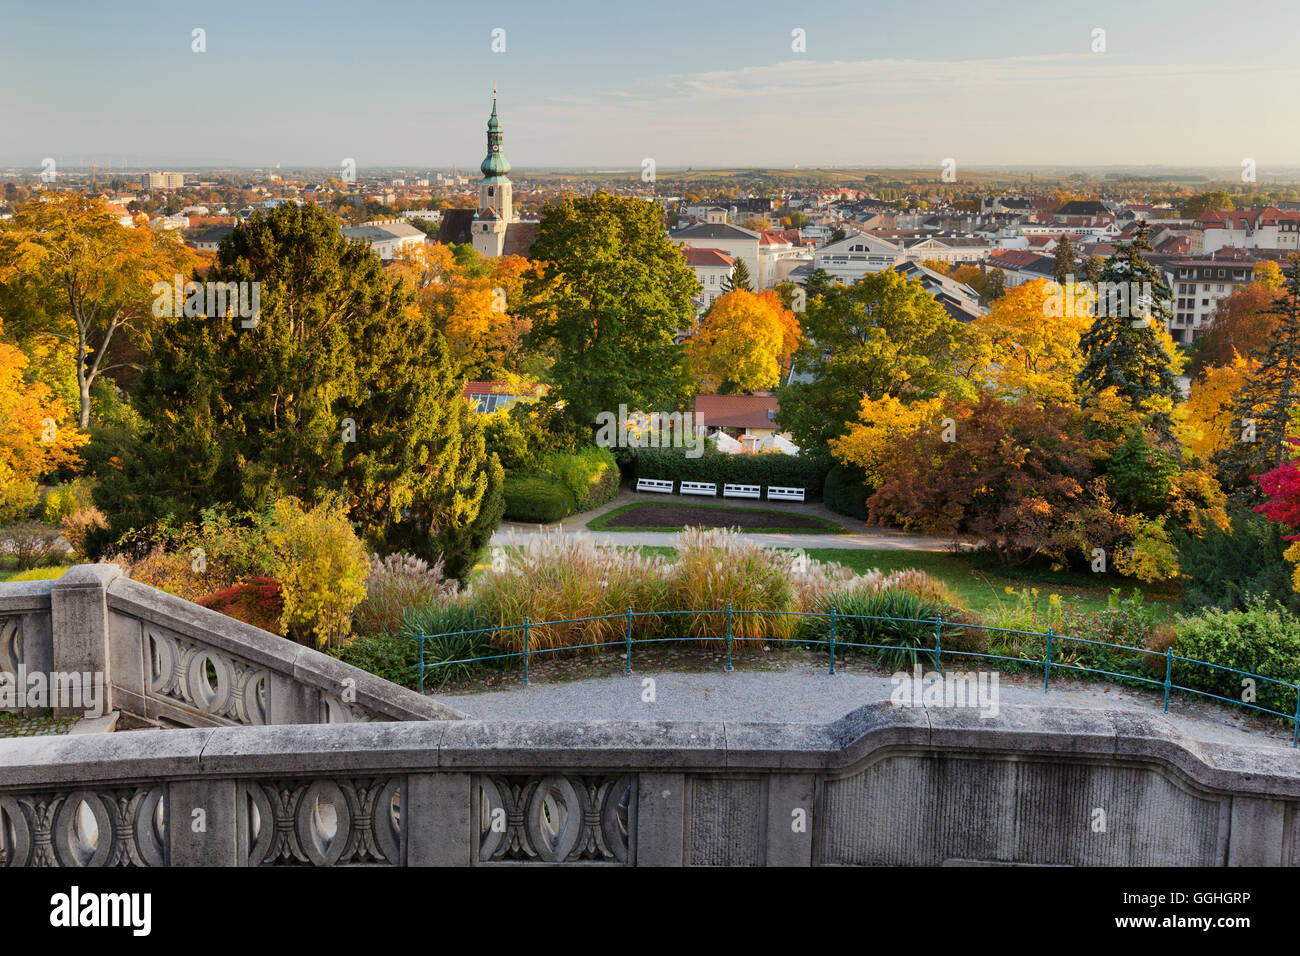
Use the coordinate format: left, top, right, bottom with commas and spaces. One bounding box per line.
682, 246, 735, 266
694, 394, 779, 430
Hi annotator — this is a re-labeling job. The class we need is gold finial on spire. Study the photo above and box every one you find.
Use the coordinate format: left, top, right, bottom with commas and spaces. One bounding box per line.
493, 83, 497, 99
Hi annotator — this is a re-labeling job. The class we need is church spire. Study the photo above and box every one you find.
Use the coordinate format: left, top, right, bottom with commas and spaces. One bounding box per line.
481, 89, 511, 180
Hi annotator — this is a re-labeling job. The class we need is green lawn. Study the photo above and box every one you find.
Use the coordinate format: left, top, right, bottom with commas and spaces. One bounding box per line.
0, 565, 69, 583
586, 502, 846, 534
803, 548, 1175, 618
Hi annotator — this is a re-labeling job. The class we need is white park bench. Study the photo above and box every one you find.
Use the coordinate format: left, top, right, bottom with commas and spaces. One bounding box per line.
636, 478, 675, 494
679, 481, 717, 497
722, 483, 761, 499
766, 486, 806, 502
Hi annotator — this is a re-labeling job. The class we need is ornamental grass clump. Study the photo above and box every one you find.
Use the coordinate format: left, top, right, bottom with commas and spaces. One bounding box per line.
804, 567, 985, 668
668, 527, 798, 646
352, 552, 459, 638
470, 528, 672, 654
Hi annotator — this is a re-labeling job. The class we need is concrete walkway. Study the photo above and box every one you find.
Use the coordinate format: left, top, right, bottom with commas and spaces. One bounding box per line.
489, 489, 961, 552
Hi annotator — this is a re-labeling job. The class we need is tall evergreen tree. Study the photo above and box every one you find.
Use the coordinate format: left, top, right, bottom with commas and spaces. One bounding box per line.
1076, 223, 1180, 443
722, 256, 754, 293
93, 203, 501, 579
1053, 234, 1077, 285
1214, 253, 1300, 494
1082, 254, 1105, 284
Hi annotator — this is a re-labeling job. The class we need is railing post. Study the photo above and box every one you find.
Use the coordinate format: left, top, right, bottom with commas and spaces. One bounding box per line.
828, 606, 837, 676
933, 613, 942, 673
1163, 647, 1173, 713
418, 632, 425, 695
1043, 626, 1053, 693
625, 606, 633, 675
523, 617, 530, 686
725, 603, 733, 672
1292, 682, 1300, 748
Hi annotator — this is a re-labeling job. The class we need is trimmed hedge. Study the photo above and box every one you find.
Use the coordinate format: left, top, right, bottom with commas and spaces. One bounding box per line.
823, 464, 870, 520
540, 446, 620, 512
628, 446, 828, 495
503, 474, 575, 523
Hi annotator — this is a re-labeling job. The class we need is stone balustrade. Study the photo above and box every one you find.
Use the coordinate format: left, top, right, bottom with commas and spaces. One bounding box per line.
0, 565, 464, 726
1, 702, 1299, 866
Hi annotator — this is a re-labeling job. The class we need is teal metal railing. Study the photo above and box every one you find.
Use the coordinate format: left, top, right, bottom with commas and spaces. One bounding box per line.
415, 607, 1300, 746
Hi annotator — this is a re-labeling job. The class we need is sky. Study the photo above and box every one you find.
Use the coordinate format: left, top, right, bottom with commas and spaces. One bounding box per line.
3, 0, 1300, 172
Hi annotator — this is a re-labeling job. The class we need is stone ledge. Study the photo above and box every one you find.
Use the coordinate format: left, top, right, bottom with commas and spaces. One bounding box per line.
0, 701, 1297, 796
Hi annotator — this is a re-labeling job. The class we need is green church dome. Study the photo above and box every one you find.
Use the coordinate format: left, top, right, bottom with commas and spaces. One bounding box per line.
481, 95, 511, 180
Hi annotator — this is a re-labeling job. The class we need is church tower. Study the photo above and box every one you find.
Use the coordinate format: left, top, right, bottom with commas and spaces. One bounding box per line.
473, 88, 514, 257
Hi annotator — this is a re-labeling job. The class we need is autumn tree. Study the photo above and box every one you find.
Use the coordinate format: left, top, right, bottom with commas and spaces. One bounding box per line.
392, 242, 534, 379
1184, 353, 1259, 459
0, 192, 197, 428
0, 317, 86, 520
777, 268, 974, 454
970, 278, 1091, 405
522, 192, 696, 432
1189, 269, 1284, 376
1179, 191, 1235, 220
688, 289, 800, 394
1216, 254, 1300, 494
865, 393, 1124, 568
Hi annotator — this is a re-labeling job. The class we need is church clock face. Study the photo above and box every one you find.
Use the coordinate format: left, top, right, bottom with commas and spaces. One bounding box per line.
492, 145, 499, 152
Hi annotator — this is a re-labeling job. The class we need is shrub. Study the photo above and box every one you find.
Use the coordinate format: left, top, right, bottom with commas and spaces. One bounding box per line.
502, 474, 576, 523
1174, 509, 1300, 614
540, 446, 620, 512
336, 600, 494, 690
1171, 601, 1300, 719
353, 552, 458, 638
629, 445, 828, 496
266, 495, 369, 649
823, 464, 870, 520
105, 547, 212, 602
401, 600, 496, 687
41, 485, 79, 526
1, 522, 68, 570
60, 507, 107, 556
1054, 588, 1166, 679
197, 577, 284, 633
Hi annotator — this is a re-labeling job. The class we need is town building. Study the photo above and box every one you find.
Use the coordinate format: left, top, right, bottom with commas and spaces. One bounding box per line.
341, 219, 427, 260
140, 171, 184, 190
437, 92, 538, 258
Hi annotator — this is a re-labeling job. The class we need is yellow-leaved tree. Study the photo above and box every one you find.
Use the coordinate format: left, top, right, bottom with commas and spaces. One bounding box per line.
970, 278, 1092, 405
688, 289, 799, 394
828, 393, 948, 486
1183, 351, 1261, 460
0, 316, 86, 521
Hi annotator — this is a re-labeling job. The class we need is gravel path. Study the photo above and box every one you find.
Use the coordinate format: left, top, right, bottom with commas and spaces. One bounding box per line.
442, 663, 1293, 751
